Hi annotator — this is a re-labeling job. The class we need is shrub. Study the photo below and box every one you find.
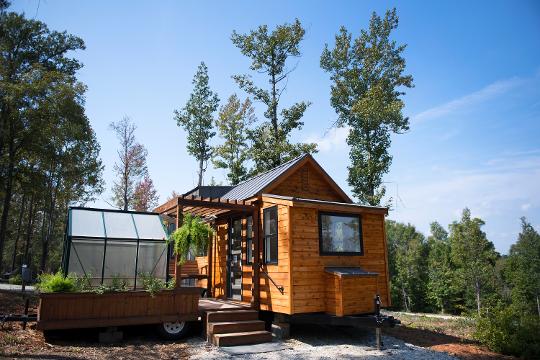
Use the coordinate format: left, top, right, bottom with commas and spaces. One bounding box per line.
475, 304, 540, 359
139, 273, 166, 296
36, 272, 76, 293
8, 274, 22, 285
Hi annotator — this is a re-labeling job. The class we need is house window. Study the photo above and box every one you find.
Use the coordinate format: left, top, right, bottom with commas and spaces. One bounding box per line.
319, 212, 363, 255
246, 216, 253, 264
263, 206, 278, 264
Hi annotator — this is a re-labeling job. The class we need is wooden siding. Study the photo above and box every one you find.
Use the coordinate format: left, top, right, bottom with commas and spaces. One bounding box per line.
37, 288, 200, 330
290, 206, 389, 315
211, 219, 228, 298
258, 202, 291, 314
325, 273, 378, 316
268, 162, 348, 202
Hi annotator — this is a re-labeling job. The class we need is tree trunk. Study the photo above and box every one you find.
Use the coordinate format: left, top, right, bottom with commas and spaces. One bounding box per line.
475, 279, 481, 316
198, 157, 204, 187
402, 286, 409, 312
23, 195, 35, 266
536, 294, 539, 319
0, 133, 16, 271
10, 195, 26, 271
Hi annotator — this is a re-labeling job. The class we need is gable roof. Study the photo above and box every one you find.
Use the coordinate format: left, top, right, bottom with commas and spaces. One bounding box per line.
222, 154, 352, 203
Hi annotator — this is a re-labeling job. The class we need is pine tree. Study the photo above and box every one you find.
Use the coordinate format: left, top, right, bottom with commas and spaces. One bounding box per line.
174, 62, 219, 187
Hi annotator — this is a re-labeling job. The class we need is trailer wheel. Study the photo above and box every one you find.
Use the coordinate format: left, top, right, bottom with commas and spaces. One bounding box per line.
157, 321, 190, 340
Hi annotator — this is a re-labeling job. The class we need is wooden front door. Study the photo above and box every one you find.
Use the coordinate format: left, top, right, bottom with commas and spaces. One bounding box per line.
227, 218, 243, 300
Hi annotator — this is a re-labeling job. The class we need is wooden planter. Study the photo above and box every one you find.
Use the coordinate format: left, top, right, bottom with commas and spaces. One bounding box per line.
37, 287, 200, 330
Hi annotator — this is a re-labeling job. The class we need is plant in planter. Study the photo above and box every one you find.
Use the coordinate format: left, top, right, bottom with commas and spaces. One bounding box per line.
169, 213, 213, 264
36, 271, 77, 293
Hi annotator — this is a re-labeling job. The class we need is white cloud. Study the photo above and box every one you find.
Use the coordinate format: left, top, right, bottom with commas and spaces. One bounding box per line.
387, 152, 540, 253
304, 126, 350, 153
412, 76, 526, 124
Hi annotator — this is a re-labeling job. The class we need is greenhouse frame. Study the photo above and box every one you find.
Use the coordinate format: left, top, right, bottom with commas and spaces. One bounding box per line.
61, 207, 169, 289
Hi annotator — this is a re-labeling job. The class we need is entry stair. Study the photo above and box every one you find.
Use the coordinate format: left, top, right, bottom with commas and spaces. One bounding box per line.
205, 309, 272, 346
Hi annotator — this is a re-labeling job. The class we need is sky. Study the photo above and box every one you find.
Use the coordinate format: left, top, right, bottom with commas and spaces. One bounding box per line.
12, 0, 540, 254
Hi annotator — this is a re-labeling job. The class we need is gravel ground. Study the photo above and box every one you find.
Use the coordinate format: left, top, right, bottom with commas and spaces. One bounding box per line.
187, 325, 458, 360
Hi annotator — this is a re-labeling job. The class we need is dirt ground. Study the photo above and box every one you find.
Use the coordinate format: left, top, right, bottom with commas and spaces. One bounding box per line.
383, 311, 516, 360
0, 292, 514, 359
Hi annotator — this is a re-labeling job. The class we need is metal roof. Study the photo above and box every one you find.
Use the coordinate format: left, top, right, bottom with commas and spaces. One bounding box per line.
222, 154, 309, 200
183, 185, 234, 198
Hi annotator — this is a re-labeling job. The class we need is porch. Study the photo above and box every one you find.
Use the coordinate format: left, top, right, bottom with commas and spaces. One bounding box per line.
155, 194, 263, 309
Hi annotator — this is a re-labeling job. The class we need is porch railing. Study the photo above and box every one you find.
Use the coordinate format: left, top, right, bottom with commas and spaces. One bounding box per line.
258, 263, 284, 294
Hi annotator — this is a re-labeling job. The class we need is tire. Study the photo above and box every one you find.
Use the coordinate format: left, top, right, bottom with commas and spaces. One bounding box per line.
157, 321, 191, 340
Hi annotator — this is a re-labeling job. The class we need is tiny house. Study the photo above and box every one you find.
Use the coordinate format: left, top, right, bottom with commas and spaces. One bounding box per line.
156, 154, 391, 318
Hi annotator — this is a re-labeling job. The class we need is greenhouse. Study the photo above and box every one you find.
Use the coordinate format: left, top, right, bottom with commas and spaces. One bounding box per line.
62, 207, 169, 288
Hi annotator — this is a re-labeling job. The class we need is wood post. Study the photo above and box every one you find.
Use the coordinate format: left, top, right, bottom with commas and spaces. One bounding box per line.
251, 205, 260, 310
207, 220, 214, 297
175, 199, 183, 289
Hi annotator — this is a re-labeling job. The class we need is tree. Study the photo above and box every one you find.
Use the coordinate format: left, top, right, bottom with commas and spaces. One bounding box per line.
174, 62, 219, 187
0, 5, 103, 271
110, 117, 147, 211
133, 175, 159, 212
320, 8, 413, 206
386, 220, 428, 312
213, 94, 256, 185
505, 218, 540, 317
426, 222, 456, 313
449, 208, 498, 315
231, 19, 317, 174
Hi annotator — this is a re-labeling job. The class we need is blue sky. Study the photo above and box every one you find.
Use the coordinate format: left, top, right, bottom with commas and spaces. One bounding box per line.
12, 0, 540, 254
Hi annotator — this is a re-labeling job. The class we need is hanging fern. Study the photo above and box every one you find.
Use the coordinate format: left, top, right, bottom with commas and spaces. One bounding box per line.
169, 213, 213, 264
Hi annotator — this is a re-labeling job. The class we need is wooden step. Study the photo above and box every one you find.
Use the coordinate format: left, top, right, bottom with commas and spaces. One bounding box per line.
211, 330, 273, 346
206, 310, 259, 323
208, 320, 265, 335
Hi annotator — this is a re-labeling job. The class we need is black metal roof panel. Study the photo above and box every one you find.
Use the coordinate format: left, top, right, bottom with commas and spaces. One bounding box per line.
222, 154, 308, 200
325, 267, 379, 276
183, 186, 234, 198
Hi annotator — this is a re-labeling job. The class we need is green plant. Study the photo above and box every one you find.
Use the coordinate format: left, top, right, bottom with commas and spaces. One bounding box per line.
169, 213, 213, 264
93, 274, 129, 294
8, 274, 22, 285
475, 304, 540, 359
72, 272, 93, 292
36, 272, 76, 293
139, 273, 166, 296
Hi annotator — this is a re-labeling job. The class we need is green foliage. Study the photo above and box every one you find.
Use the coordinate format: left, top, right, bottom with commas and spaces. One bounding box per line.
93, 275, 129, 294
504, 217, 540, 316
320, 8, 413, 206
231, 19, 317, 174
449, 208, 498, 315
386, 220, 428, 312
0, 6, 103, 272
8, 274, 22, 285
475, 303, 540, 359
174, 62, 219, 186
213, 94, 256, 185
169, 214, 213, 264
426, 222, 456, 313
139, 272, 167, 297
36, 272, 76, 293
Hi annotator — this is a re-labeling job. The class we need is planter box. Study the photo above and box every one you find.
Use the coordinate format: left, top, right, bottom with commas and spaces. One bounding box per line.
37, 287, 200, 330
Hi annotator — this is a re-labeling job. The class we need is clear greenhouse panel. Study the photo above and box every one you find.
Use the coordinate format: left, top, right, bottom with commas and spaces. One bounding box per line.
103, 211, 138, 239
70, 209, 105, 237
132, 213, 167, 239
64, 208, 169, 288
